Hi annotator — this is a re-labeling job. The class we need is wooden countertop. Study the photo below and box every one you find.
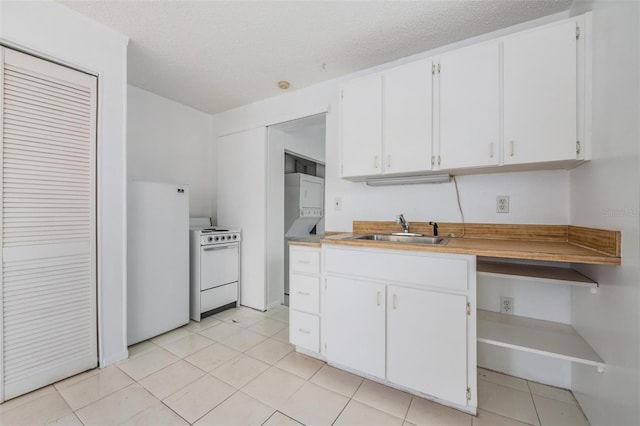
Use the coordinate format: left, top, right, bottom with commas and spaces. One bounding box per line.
289, 221, 622, 265
287, 236, 322, 247
289, 222, 621, 265
291, 234, 619, 265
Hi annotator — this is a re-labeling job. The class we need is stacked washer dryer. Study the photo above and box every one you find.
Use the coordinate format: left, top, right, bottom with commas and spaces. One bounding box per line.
189, 218, 241, 321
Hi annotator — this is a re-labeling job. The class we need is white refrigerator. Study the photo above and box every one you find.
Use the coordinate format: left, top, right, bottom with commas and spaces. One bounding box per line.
127, 181, 190, 345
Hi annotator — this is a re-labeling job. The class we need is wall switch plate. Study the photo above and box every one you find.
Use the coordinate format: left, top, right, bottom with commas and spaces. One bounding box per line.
496, 195, 510, 213
334, 197, 342, 211
500, 296, 514, 314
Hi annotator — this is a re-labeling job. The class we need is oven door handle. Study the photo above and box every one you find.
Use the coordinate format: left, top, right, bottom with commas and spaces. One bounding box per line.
202, 245, 237, 251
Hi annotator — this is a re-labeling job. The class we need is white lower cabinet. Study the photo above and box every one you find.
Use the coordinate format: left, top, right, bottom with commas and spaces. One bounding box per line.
288, 245, 323, 354
326, 277, 386, 378
386, 285, 469, 406
290, 310, 320, 353
324, 245, 477, 413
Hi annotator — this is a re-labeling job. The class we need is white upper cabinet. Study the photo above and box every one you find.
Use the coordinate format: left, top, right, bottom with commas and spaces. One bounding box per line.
340, 60, 433, 178
503, 19, 578, 165
438, 41, 500, 170
340, 74, 382, 177
339, 15, 588, 180
383, 59, 433, 174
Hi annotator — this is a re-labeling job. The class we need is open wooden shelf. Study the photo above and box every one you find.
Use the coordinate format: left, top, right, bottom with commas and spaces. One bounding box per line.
477, 309, 605, 372
477, 260, 598, 289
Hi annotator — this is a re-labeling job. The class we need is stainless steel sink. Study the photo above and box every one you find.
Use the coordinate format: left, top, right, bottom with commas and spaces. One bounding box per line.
350, 234, 447, 245
390, 232, 424, 237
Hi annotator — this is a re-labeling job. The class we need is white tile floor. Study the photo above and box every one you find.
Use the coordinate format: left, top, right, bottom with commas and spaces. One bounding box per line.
0, 306, 590, 426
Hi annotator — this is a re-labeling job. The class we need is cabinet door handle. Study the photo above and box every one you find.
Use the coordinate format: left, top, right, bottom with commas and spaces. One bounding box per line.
374, 155, 380, 169
437, 155, 441, 166
298, 328, 310, 334
489, 142, 494, 158
392, 294, 397, 310
376, 291, 381, 306
510, 141, 515, 157
297, 291, 310, 296
387, 154, 391, 168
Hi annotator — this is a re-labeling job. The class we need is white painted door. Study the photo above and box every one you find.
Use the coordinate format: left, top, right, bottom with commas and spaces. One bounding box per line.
326, 276, 385, 379
503, 19, 578, 165
439, 41, 500, 169
217, 128, 267, 310
0, 47, 97, 401
383, 60, 433, 174
387, 285, 468, 406
340, 74, 382, 177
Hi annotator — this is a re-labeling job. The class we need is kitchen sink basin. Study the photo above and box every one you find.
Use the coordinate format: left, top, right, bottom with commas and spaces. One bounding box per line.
349, 234, 447, 245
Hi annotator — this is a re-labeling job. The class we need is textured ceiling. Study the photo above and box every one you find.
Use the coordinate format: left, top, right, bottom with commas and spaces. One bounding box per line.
59, 0, 572, 114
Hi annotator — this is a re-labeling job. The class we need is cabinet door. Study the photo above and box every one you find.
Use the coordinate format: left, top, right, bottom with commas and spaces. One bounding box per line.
503, 19, 577, 165
326, 277, 385, 379
383, 60, 432, 174
387, 285, 468, 406
439, 42, 500, 169
340, 74, 382, 177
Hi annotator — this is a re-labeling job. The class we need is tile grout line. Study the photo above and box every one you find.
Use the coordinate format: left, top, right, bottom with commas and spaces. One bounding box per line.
527, 380, 544, 426
330, 375, 367, 425
261, 410, 300, 426
403, 396, 414, 423
159, 397, 193, 425
186, 388, 242, 425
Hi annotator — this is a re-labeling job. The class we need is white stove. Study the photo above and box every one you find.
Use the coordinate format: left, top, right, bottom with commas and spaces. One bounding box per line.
189, 223, 241, 321
199, 227, 241, 245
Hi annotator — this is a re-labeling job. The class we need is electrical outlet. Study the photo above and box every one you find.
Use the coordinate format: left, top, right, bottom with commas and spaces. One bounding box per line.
500, 296, 514, 314
334, 197, 342, 211
496, 195, 510, 213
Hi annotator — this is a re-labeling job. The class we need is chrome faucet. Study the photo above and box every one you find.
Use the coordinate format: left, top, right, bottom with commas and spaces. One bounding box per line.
396, 214, 410, 233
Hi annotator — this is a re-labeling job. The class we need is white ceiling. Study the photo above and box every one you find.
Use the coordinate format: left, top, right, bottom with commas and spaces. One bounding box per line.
60, 0, 573, 115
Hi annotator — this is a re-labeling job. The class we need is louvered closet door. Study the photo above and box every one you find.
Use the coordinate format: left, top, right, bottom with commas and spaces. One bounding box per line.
0, 47, 97, 401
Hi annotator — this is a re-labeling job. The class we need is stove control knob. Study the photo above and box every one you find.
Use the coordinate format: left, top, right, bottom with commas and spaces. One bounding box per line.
207, 237, 213, 242
214, 236, 219, 241
232, 235, 237, 239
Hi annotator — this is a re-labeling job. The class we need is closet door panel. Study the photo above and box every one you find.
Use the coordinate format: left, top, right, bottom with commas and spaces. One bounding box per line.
1, 47, 97, 401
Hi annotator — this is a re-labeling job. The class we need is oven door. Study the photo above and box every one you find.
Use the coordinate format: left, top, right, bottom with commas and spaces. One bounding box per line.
200, 242, 239, 291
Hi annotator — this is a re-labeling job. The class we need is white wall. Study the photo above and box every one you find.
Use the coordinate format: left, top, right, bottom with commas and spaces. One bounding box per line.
0, 0, 129, 365
128, 86, 214, 217
569, 1, 640, 425
284, 125, 326, 164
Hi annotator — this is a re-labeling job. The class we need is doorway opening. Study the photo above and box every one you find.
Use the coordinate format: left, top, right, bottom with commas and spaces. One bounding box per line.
268, 114, 326, 306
